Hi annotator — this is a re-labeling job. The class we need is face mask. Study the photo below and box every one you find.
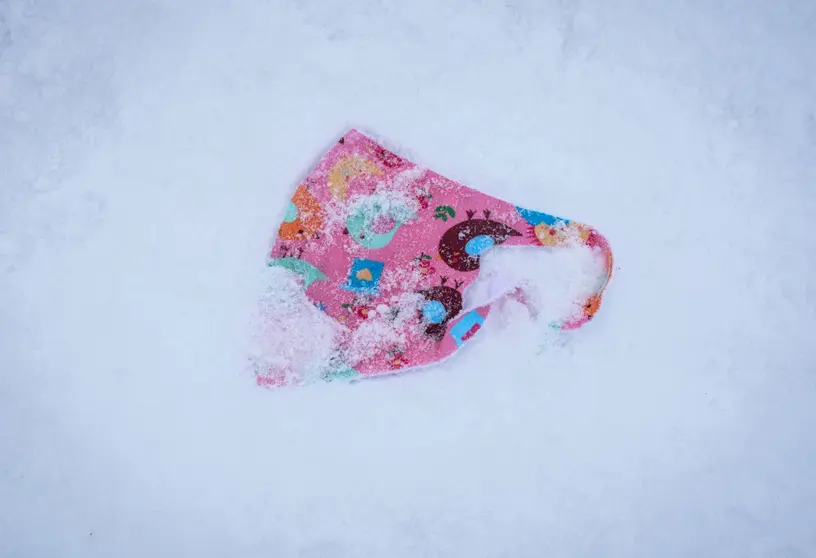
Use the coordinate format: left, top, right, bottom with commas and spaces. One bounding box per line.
257, 129, 613, 387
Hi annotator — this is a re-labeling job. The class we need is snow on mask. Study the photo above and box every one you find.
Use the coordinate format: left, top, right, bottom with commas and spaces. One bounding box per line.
252, 129, 614, 387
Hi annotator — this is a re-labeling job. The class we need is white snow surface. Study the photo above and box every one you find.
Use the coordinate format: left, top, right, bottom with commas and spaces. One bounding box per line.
2, 1, 815, 556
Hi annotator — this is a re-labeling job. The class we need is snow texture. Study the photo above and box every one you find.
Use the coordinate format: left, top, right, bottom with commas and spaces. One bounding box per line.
2, 1, 815, 557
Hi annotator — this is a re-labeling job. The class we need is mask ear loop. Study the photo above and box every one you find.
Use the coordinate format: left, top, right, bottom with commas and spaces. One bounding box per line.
550, 226, 614, 331
458, 218, 614, 330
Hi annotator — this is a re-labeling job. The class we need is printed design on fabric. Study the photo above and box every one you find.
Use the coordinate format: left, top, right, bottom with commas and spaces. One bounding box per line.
268, 244, 327, 288
567, 228, 613, 326
342, 258, 385, 295
449, 310, 486, 347
320, 349, 361, 382
344, 194, 417, 250
321, 364, 360, 381
411, 252, 436, 278
386, 346, 409, 370
340, 295, 377, 321
516, 205, 590, 247
278, 185, 325, 240
438, 209, 522, 272
417, 276, 465, 341
516, 205, 614, 327
533, 221, 591, 246
371, 145, 407, 169
327, 155, 382, 200
433, 205, 456, 221
415, 190, 434, 210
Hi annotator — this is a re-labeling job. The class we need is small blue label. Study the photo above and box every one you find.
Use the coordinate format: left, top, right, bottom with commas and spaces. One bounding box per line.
449, 311, 486, 347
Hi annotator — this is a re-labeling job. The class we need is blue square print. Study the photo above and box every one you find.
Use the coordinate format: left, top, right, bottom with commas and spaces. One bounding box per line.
342, 258, 385, 294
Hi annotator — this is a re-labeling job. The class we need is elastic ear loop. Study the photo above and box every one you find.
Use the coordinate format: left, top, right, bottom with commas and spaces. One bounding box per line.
458, 225, 614, 330
551, 228, 614, 331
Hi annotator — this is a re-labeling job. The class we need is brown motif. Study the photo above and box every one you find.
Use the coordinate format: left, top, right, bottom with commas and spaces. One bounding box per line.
438, 209, 522, 272
418, 277, 464, 341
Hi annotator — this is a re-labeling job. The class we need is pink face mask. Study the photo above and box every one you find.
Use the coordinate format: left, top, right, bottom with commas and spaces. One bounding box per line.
256, 129, 613, 387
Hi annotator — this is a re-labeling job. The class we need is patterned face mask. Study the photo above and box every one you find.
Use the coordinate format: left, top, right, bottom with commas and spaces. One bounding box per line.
256, 129, 614, 387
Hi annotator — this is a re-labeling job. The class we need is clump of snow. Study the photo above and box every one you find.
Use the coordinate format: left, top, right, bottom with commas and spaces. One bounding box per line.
346, 306, 412, 365
345, 186, 421, 228
248, 266, 429, 383
312, 167, 423, 251
463, 242, 603, 326
379, 260, 425, 296
247, 267, 339, 383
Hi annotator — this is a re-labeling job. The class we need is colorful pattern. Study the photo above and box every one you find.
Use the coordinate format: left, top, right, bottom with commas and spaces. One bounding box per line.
258, 129, 614, 387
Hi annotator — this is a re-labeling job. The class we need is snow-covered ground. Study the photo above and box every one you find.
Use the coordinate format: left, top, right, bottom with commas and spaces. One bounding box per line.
2, 1, 815, 556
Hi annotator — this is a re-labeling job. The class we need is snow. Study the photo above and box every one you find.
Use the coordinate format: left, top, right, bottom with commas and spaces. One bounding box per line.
2, 0, 815, 556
